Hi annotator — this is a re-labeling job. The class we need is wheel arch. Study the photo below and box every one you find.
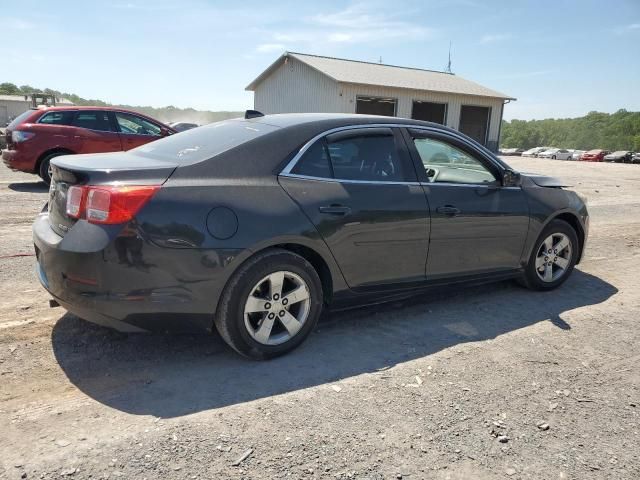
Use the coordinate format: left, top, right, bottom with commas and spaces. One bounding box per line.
545, 211, 585, 264
36, 148, 75, 171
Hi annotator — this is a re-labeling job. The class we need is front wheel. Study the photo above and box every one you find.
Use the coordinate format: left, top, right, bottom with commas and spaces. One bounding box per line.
214, 249, 323, 359
519, 219, 579, 290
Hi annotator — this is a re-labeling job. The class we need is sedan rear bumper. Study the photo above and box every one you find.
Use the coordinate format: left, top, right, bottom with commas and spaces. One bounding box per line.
33, 213, 243, 333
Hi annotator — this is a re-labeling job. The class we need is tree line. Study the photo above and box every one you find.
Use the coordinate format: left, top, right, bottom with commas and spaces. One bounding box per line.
500, 110, 640, 151
0, 82, 243, 125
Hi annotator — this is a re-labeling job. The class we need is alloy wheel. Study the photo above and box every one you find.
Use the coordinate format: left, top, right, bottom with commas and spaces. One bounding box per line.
243, 271, 311, 345
535, 233, 572, 283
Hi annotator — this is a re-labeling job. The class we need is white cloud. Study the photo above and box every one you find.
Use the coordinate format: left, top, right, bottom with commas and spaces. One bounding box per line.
479, 33, 512, 44
255, 2, 434, 51
256, 43, 286, 53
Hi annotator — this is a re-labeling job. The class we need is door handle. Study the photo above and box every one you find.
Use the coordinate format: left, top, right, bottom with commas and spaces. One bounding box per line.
319, 205, 351, 215
436, 205, 461, 216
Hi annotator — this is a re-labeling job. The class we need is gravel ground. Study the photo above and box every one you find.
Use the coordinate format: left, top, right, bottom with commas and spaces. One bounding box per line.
0, 157, 638, 479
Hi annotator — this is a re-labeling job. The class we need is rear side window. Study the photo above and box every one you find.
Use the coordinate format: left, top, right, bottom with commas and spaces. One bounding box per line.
291, 140, 332, 178
132, 119, 280, 165
7, 110, 34, 129
291, 129, 415, 182
72, 111, 112, 132
38, 111, 74, 125
328, 134, 410, 182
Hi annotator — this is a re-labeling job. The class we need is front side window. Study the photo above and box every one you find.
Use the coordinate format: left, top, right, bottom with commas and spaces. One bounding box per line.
72, 111, 112, 132
413, 137, 496, 184
115, 112, 161, 136
38, 111, 74, 125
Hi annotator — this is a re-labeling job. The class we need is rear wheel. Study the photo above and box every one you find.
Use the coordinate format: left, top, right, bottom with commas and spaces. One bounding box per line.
519, 219, 578, 290
214, 249, 323, 359
552, 155, 556, 160
38, 152, 69, 185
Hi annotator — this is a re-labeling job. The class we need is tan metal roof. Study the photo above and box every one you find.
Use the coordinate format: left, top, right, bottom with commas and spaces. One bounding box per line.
246, 52, 515, 100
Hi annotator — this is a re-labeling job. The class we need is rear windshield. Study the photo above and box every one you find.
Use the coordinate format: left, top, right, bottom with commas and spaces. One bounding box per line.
7, 110, 35, 129
131, 119, 280, 164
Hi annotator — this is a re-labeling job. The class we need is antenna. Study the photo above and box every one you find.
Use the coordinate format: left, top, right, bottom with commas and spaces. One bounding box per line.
379, 56, 382, 64
445, 41, 453, 73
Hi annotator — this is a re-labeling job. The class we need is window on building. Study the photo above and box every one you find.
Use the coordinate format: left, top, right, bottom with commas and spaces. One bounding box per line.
355, 96, 397, 117
411, 101, 447, 124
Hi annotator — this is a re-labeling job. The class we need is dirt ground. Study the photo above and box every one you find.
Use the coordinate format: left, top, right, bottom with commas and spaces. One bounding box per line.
0, 157, 638, 480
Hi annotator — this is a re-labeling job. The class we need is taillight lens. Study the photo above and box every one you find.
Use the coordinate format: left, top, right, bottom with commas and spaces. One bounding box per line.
65, 185, 159, 224
11, 131, 36, 143
66, 186, 85, 218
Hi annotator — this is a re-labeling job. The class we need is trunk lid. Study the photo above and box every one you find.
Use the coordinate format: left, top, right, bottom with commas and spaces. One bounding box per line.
48, 151, 178, 236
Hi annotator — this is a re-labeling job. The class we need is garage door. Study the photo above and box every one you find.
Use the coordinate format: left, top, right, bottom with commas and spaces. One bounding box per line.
411, 101, 446, 124
356, 96, 397, 117
459, 105, 490, 145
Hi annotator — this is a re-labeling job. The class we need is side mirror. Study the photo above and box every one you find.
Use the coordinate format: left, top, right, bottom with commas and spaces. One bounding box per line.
160, 127, 173, 137
502, 169, 521, 187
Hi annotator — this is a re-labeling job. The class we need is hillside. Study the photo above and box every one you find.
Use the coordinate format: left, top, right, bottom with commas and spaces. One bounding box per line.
501, 110, 640, 151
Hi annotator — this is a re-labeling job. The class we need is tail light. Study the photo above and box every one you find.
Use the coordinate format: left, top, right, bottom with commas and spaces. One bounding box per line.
66, 185, 159, 224
11, 131, 36, 143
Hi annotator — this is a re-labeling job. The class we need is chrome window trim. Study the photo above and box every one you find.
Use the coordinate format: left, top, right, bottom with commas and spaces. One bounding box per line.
278, 172, 420, 186
280, 123, 506, 179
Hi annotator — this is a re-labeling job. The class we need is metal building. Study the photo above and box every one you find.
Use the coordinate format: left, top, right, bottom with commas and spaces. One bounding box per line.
0, 94, 74, 126
246, 52, 515, 152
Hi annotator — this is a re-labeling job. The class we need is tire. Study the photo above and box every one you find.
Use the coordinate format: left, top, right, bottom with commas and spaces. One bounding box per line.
214, 249, 323, 360
519, 219, 579, 291
552, 155, 556, 160
38, 152, 68, 185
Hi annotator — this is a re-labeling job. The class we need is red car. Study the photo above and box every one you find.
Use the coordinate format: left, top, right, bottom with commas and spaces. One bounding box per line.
579, 149, 610, 162
2, 107, 176, 184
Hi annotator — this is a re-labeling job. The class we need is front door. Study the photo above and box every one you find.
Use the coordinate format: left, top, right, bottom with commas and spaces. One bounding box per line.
406, 129, 529, 279
279, 127, 430, 289
114, 111, 164, 150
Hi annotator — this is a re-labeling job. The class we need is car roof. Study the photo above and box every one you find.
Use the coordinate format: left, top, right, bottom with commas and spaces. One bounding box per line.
35, 106, 174, 129
168, 113, 504, 181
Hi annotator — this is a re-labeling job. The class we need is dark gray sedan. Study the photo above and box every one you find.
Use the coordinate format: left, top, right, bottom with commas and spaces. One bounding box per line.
34, 113, 589, 359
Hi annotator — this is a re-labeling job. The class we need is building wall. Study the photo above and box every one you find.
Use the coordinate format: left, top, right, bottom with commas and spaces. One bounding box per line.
0, 99, 31, 125
254, 57, 341, 114
336, 83, 504, 150
252, 64, 505, 151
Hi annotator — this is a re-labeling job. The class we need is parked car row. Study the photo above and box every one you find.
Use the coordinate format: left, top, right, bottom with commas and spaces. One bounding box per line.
501, 147, 640, 163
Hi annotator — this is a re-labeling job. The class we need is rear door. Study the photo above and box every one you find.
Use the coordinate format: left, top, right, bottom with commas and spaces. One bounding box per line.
279, 127, 430, 290
405, 128, 529, 279
70, 110, 122, 153
114, 111, 164, 150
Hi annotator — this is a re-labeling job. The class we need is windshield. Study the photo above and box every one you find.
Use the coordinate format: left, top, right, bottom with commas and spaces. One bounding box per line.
131, 119, 280, 164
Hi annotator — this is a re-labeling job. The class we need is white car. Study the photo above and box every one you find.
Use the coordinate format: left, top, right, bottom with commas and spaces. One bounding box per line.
538, 148, 573, 160
522, 147, 548, 157
570, 150, 585, 161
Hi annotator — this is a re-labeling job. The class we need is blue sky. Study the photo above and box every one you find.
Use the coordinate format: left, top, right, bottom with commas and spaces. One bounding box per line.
4, 0, 639, 119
